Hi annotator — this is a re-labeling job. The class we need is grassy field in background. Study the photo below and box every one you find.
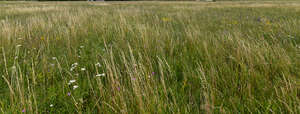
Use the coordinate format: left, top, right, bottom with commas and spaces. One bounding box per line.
0, 1, 300, 113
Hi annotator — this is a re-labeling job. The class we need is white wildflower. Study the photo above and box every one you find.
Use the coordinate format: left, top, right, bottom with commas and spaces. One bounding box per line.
73, 85, 79, 90
69, 80, 76, 83
50, 104, 54, 107
80, 46, 84, 48
50, 63, 55, 67
95, 62, 101, 67
52, 57, 57, 60
81, 68, 86, 71
96, 73, 105, 77
72, 62, 78, 66
70, 67, 75, 71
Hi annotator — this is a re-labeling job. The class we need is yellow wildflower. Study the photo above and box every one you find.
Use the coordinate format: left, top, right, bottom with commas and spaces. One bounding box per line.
41, 36, 45, 41
162, 17, 171, 22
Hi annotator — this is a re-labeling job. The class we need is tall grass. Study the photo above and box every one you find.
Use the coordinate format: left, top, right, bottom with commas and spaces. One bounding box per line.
0, 1, 300, 113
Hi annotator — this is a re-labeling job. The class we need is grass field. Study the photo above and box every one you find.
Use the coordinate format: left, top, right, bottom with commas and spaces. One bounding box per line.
0, 1, 300, 113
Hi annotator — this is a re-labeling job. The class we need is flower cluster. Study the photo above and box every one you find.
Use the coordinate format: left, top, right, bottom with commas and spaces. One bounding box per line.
68, 79, 79, 90
70, 62, 78, 71
68, 80, 76, 85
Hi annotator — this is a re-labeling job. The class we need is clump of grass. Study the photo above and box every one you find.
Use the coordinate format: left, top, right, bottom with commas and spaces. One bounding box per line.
0, 1, 300, 113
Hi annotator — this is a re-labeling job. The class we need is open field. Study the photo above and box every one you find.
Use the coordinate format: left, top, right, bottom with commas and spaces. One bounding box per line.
0, 1, 300, 113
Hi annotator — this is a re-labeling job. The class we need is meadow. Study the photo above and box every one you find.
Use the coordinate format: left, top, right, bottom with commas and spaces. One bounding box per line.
0, 1, 300, 113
